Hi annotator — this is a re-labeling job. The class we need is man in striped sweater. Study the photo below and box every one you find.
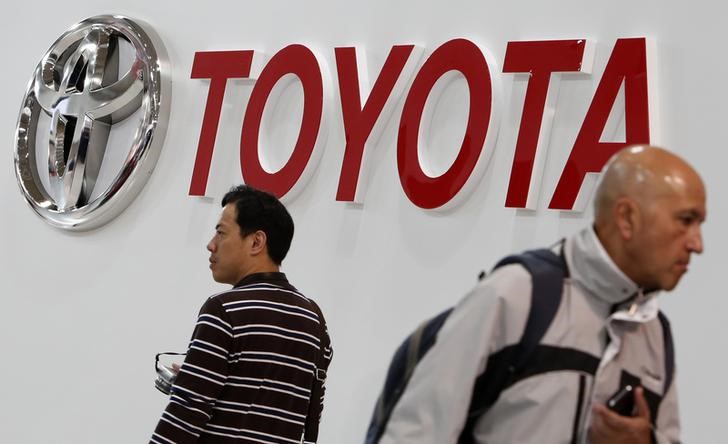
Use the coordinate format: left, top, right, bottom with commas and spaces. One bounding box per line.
151, 185, 332, 444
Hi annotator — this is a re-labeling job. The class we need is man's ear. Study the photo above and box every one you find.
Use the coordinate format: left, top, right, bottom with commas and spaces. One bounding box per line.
249, 230, 268, 255
614, 198, 640, 241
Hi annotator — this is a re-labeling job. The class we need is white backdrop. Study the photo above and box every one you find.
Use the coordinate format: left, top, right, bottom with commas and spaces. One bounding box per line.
1, 1, 725, 442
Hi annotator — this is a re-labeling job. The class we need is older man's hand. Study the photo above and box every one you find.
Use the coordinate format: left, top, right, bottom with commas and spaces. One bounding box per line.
589, 386, 652, 444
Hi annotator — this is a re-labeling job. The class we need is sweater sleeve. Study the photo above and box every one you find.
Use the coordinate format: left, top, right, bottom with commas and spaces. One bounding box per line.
150, 297, 233, 444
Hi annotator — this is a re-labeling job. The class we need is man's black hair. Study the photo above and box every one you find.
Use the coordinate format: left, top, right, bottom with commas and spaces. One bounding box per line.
221, 185, 294, 265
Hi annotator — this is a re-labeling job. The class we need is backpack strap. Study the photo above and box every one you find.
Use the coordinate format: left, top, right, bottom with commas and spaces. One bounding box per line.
506, 248, 569, 372
657, 310, 675, 395
303, 301, 332, 444
642, 311, 674, 444
460, 246, 567, 441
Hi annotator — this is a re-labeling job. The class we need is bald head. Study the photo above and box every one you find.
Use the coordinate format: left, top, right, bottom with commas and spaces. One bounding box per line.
593, 145, 706, 291
594, 145, 705, 226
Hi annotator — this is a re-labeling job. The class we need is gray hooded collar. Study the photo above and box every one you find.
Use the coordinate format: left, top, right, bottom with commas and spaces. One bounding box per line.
566, 226, 655, 306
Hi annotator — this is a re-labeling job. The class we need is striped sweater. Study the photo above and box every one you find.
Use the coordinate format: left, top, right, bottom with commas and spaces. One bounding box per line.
151, 272, 333, 444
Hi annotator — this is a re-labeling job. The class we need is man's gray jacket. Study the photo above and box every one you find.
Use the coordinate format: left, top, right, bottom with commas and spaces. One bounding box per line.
379, 227, 679, 443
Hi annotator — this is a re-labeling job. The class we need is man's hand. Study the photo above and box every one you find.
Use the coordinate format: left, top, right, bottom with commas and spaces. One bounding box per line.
589, 386, 652, 444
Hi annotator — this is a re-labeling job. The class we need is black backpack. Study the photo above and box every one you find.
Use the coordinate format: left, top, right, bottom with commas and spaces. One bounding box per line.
365, 247, 677, 443
365, 248, 569, 444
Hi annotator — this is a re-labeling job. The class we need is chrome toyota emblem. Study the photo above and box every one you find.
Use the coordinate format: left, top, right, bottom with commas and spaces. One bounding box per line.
14, 15, 170, 230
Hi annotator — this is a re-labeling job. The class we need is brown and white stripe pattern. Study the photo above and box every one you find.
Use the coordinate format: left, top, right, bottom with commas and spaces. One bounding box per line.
151, 273, 332, 444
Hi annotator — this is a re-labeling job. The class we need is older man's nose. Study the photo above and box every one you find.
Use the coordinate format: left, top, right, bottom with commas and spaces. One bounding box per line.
688, 226, 703, 254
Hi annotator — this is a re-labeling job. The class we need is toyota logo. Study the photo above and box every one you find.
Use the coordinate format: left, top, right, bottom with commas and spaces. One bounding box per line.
14, 15, 170, 230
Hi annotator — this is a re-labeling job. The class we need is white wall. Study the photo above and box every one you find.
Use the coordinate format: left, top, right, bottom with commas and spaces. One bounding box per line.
1, 1, 725, 442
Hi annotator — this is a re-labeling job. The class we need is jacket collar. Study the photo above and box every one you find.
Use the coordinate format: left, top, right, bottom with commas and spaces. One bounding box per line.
234, 271, 289, 288
567, 226, 657, 307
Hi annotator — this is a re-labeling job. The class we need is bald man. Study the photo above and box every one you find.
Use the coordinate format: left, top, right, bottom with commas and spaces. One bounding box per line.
378, 146, 704, 444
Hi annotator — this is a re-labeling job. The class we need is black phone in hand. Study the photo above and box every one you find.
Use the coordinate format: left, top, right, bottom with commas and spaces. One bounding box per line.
607, 384, 635, 416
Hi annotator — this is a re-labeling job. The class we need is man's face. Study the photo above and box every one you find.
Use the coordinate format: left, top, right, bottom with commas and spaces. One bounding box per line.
206, 203, 250, 285
629, 178, 706, 291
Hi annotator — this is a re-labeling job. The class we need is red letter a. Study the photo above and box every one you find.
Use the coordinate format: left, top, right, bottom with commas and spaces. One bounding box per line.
550, 38, 652, 210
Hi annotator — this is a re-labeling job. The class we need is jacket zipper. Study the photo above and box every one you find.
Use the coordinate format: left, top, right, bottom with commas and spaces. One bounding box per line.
570, 374, 587, 444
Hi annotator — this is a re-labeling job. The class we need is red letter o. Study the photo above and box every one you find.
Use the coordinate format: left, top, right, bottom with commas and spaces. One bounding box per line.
240, 45, 324, 198
398, 39, 494, 209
